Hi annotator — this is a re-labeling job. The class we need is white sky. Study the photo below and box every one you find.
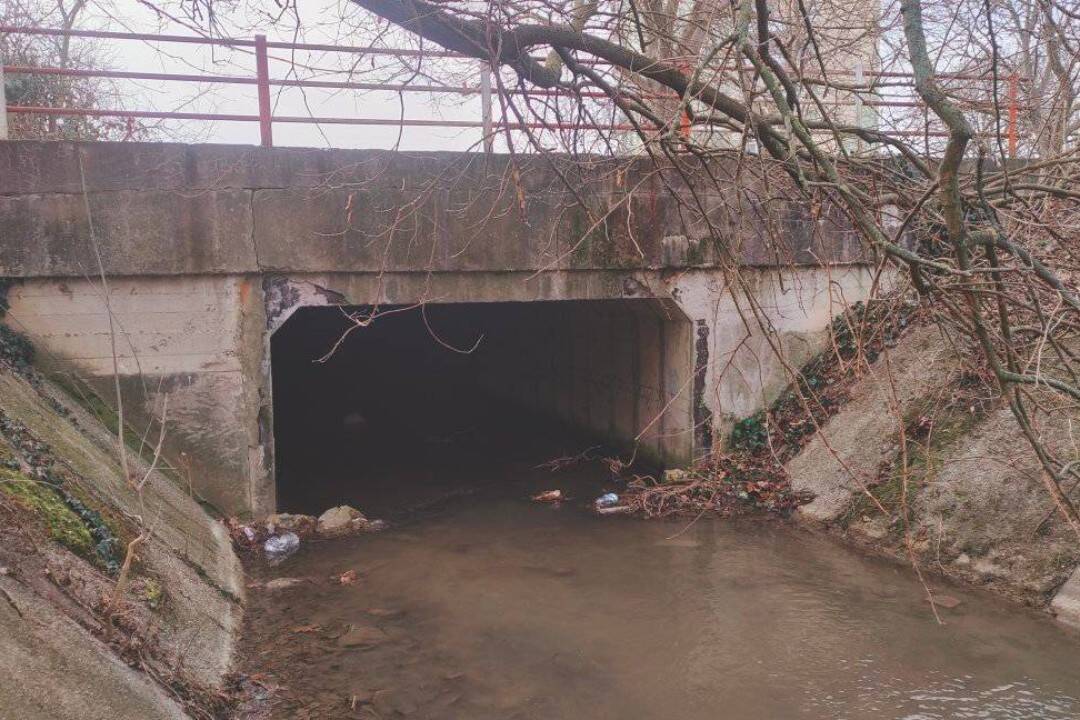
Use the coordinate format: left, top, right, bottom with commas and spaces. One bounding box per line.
8, 1, 934, 151
54, 0, 495, 150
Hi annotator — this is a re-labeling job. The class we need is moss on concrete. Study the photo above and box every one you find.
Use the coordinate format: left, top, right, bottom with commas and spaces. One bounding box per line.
0, 468, 96, 559
841, 372, 994, 529
0, 366, 243, 691
0, 414, 124, 572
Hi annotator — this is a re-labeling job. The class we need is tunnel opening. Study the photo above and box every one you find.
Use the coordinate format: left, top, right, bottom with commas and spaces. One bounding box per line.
270, 300, 694, 516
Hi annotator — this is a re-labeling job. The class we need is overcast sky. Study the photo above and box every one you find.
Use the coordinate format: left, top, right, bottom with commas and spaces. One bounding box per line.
62, 0, 492, 151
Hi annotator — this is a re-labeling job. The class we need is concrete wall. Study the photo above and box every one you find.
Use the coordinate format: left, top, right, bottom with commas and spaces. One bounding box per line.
2, 264, 873, 515
458, 301, 694, 466
0, 366, 243, 710
0, 141, 877, 515
2, 276, 267, 514
671, 266, 877, 432
0, 141, 867, 280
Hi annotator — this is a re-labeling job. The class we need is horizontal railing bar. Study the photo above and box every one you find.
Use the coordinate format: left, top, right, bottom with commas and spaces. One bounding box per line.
3, 66, 1021, 110
1, 26, 1014, 82
1, 25, 253, 47
0, 25, 462, 57
2, 65, 473, 93
7, 106, 262, 122
7, 105, 990, 137
5, 105, 637, 129
3, 65, 257, 85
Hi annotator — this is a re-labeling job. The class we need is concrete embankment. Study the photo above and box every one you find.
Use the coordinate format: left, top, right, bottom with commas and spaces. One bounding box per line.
785, 322, 1080, 630
0, 361, 243, 718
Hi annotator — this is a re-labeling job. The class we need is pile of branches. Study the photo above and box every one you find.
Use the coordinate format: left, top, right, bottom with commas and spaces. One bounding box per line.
625, 460, 802, 518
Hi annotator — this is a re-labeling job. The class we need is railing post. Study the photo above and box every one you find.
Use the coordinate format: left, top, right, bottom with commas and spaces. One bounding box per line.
0, 64, 8, 140
480, 63, 493, 153
255, 34, 273, 148
1007, 72, 1019, 159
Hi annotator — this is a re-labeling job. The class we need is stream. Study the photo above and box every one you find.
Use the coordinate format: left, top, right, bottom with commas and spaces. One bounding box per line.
240, 456, 1080, 719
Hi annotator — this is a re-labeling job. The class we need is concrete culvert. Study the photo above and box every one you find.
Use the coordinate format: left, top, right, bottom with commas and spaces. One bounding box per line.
269, 300, 694, 516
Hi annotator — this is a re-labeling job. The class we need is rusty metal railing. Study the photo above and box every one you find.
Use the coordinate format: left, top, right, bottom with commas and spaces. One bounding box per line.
0, 25, 1024, 154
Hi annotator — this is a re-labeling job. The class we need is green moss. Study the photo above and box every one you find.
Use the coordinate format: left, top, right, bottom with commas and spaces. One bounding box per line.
729, 411, 769, 454
568, 210, 590, 267
0, 468, 95, 558
62, 477, 127, 548
142, 578, 163, 609
565, 208, 618, 267
0, 426, 124, 572
843, 389, 994, 526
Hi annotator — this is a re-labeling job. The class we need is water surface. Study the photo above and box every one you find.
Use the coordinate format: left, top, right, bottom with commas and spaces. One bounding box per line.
244, 460, 1080, 719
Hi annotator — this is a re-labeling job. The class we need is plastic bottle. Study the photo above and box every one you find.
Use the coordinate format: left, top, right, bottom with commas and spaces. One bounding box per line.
264, 531, 300, 562
594, 492, 619, 509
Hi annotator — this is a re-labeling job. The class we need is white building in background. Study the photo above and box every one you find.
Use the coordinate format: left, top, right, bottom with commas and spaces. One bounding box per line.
610, 0, 881, 155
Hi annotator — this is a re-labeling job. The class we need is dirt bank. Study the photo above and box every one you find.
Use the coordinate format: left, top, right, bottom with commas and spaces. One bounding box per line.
778, 307, 1080, 627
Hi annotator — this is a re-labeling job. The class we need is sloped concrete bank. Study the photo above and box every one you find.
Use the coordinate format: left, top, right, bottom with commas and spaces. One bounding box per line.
785, 321, 1080, 631
0, 358, 243, 718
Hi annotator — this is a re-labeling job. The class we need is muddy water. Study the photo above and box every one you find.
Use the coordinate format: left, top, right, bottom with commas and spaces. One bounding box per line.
243, 460, 1080, 719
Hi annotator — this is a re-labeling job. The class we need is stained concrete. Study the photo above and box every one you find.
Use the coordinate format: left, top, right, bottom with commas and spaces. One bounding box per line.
0, 369, 243, 689
3, 275, 265, 514
414, 300, 694, 466
0, 141, 866, 277
0, 575, 189, 720
1, 140, 877, 515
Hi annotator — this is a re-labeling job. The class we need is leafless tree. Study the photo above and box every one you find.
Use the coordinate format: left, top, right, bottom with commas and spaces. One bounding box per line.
1, 0, 148, 139
155, 0, 1080, 539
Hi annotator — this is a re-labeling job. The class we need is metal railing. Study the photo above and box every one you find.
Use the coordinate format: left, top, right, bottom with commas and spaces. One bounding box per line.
0, 25, 1024, 154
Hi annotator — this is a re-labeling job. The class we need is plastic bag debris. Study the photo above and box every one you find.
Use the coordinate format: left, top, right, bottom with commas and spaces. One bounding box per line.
225, 517, 265, 548
264, 531, 300, 563
594, 493, 619, 509
532, 489, 563, 503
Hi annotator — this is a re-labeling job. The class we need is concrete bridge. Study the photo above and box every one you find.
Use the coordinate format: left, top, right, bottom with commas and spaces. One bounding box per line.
0, 141, 873, 516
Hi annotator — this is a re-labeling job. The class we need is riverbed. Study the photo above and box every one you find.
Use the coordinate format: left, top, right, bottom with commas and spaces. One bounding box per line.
239, 453, 1080, 719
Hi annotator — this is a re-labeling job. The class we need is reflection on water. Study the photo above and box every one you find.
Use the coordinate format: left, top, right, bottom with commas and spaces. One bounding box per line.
243, 460, 1080, 719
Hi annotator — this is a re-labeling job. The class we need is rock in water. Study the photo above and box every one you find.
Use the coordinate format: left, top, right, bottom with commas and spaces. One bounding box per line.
265, 513, 316, 539
337, 624, 388, 648
317, 505, 367, 538
663, 469, 690, 484
930, 594, 963, 609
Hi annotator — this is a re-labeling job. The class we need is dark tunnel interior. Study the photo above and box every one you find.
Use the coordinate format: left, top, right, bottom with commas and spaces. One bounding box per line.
270, 301, 693, 517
